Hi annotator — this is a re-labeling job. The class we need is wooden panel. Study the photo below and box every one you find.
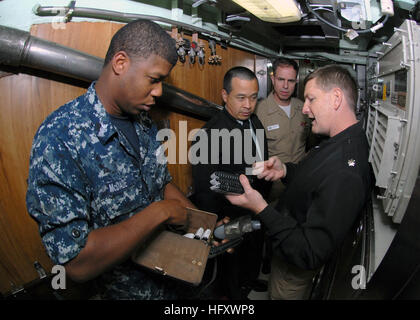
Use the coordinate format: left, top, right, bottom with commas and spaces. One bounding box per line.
0, 21, 259, 295
166, 39, 256, 194
30, 22, 121, 59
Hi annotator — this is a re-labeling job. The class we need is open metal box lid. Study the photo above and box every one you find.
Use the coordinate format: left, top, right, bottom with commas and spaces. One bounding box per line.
132, 208, 218, 286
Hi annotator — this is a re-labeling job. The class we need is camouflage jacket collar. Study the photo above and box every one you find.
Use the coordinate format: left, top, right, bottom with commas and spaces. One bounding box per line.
85, 82, 154, 145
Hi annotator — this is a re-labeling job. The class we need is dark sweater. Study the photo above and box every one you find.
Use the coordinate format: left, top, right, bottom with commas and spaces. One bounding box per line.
259, 122, 373, 270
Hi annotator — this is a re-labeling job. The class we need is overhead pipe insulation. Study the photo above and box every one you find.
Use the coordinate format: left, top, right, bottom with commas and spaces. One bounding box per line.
0, 25, 103, 81
33, 3, 279, 59
0, 25, 222, 118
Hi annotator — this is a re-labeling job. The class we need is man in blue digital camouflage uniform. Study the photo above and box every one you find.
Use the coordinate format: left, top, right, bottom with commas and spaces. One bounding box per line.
26, 19, 197, 299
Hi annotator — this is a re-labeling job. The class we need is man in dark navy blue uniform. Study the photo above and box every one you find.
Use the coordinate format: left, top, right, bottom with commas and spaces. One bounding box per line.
191, 66, 271, 299
226, 65, 373, 299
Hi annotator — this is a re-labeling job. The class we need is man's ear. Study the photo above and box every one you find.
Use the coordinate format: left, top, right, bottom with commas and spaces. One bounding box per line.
270, 74, 275, 85
221, 89, 228, 104
111, 51, 130, 76
332, 88, 343, 110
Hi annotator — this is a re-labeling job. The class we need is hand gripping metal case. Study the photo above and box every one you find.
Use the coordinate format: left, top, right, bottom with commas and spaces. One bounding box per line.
131, 207, 218, 286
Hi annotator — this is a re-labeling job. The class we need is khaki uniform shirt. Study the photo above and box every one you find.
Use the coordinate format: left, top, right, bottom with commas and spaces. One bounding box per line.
256, 92, 310, 163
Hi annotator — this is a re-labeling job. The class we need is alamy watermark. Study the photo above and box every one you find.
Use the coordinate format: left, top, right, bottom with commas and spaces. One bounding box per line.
350, 5, 367, 30
351, 265, 367, 290
155, 120, 265, 174
51, 265, 66, 290
51, 9, 67, 30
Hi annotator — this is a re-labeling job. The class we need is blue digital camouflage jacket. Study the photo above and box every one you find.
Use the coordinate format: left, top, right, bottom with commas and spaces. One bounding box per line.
25, 82, 180, 299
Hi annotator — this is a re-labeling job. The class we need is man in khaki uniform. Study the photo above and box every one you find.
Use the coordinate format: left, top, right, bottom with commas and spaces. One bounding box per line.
255, 57, 311, 299
256, 57, 310, 200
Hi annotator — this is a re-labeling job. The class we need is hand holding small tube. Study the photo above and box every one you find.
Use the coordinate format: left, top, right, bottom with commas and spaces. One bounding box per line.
252, 156, 287, 182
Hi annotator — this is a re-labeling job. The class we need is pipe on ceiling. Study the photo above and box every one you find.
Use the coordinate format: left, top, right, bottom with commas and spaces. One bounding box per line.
0, 25, 221, 118
33, 3, 278, 60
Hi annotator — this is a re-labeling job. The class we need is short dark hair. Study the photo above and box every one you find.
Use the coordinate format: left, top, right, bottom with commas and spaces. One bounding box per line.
304, 64, 358, 112
272, 57, 299, 76
104, 19, 178, 66
223, 66, 258, 94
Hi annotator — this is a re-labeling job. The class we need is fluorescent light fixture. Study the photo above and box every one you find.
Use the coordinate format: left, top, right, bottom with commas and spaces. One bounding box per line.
232, 0, 302, 23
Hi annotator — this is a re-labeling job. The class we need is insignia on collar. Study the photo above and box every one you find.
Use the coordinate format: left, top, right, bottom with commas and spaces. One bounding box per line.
348, 159, 356, 167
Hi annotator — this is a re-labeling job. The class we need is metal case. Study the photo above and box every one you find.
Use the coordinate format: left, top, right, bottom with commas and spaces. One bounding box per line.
132, 208, 218, 286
